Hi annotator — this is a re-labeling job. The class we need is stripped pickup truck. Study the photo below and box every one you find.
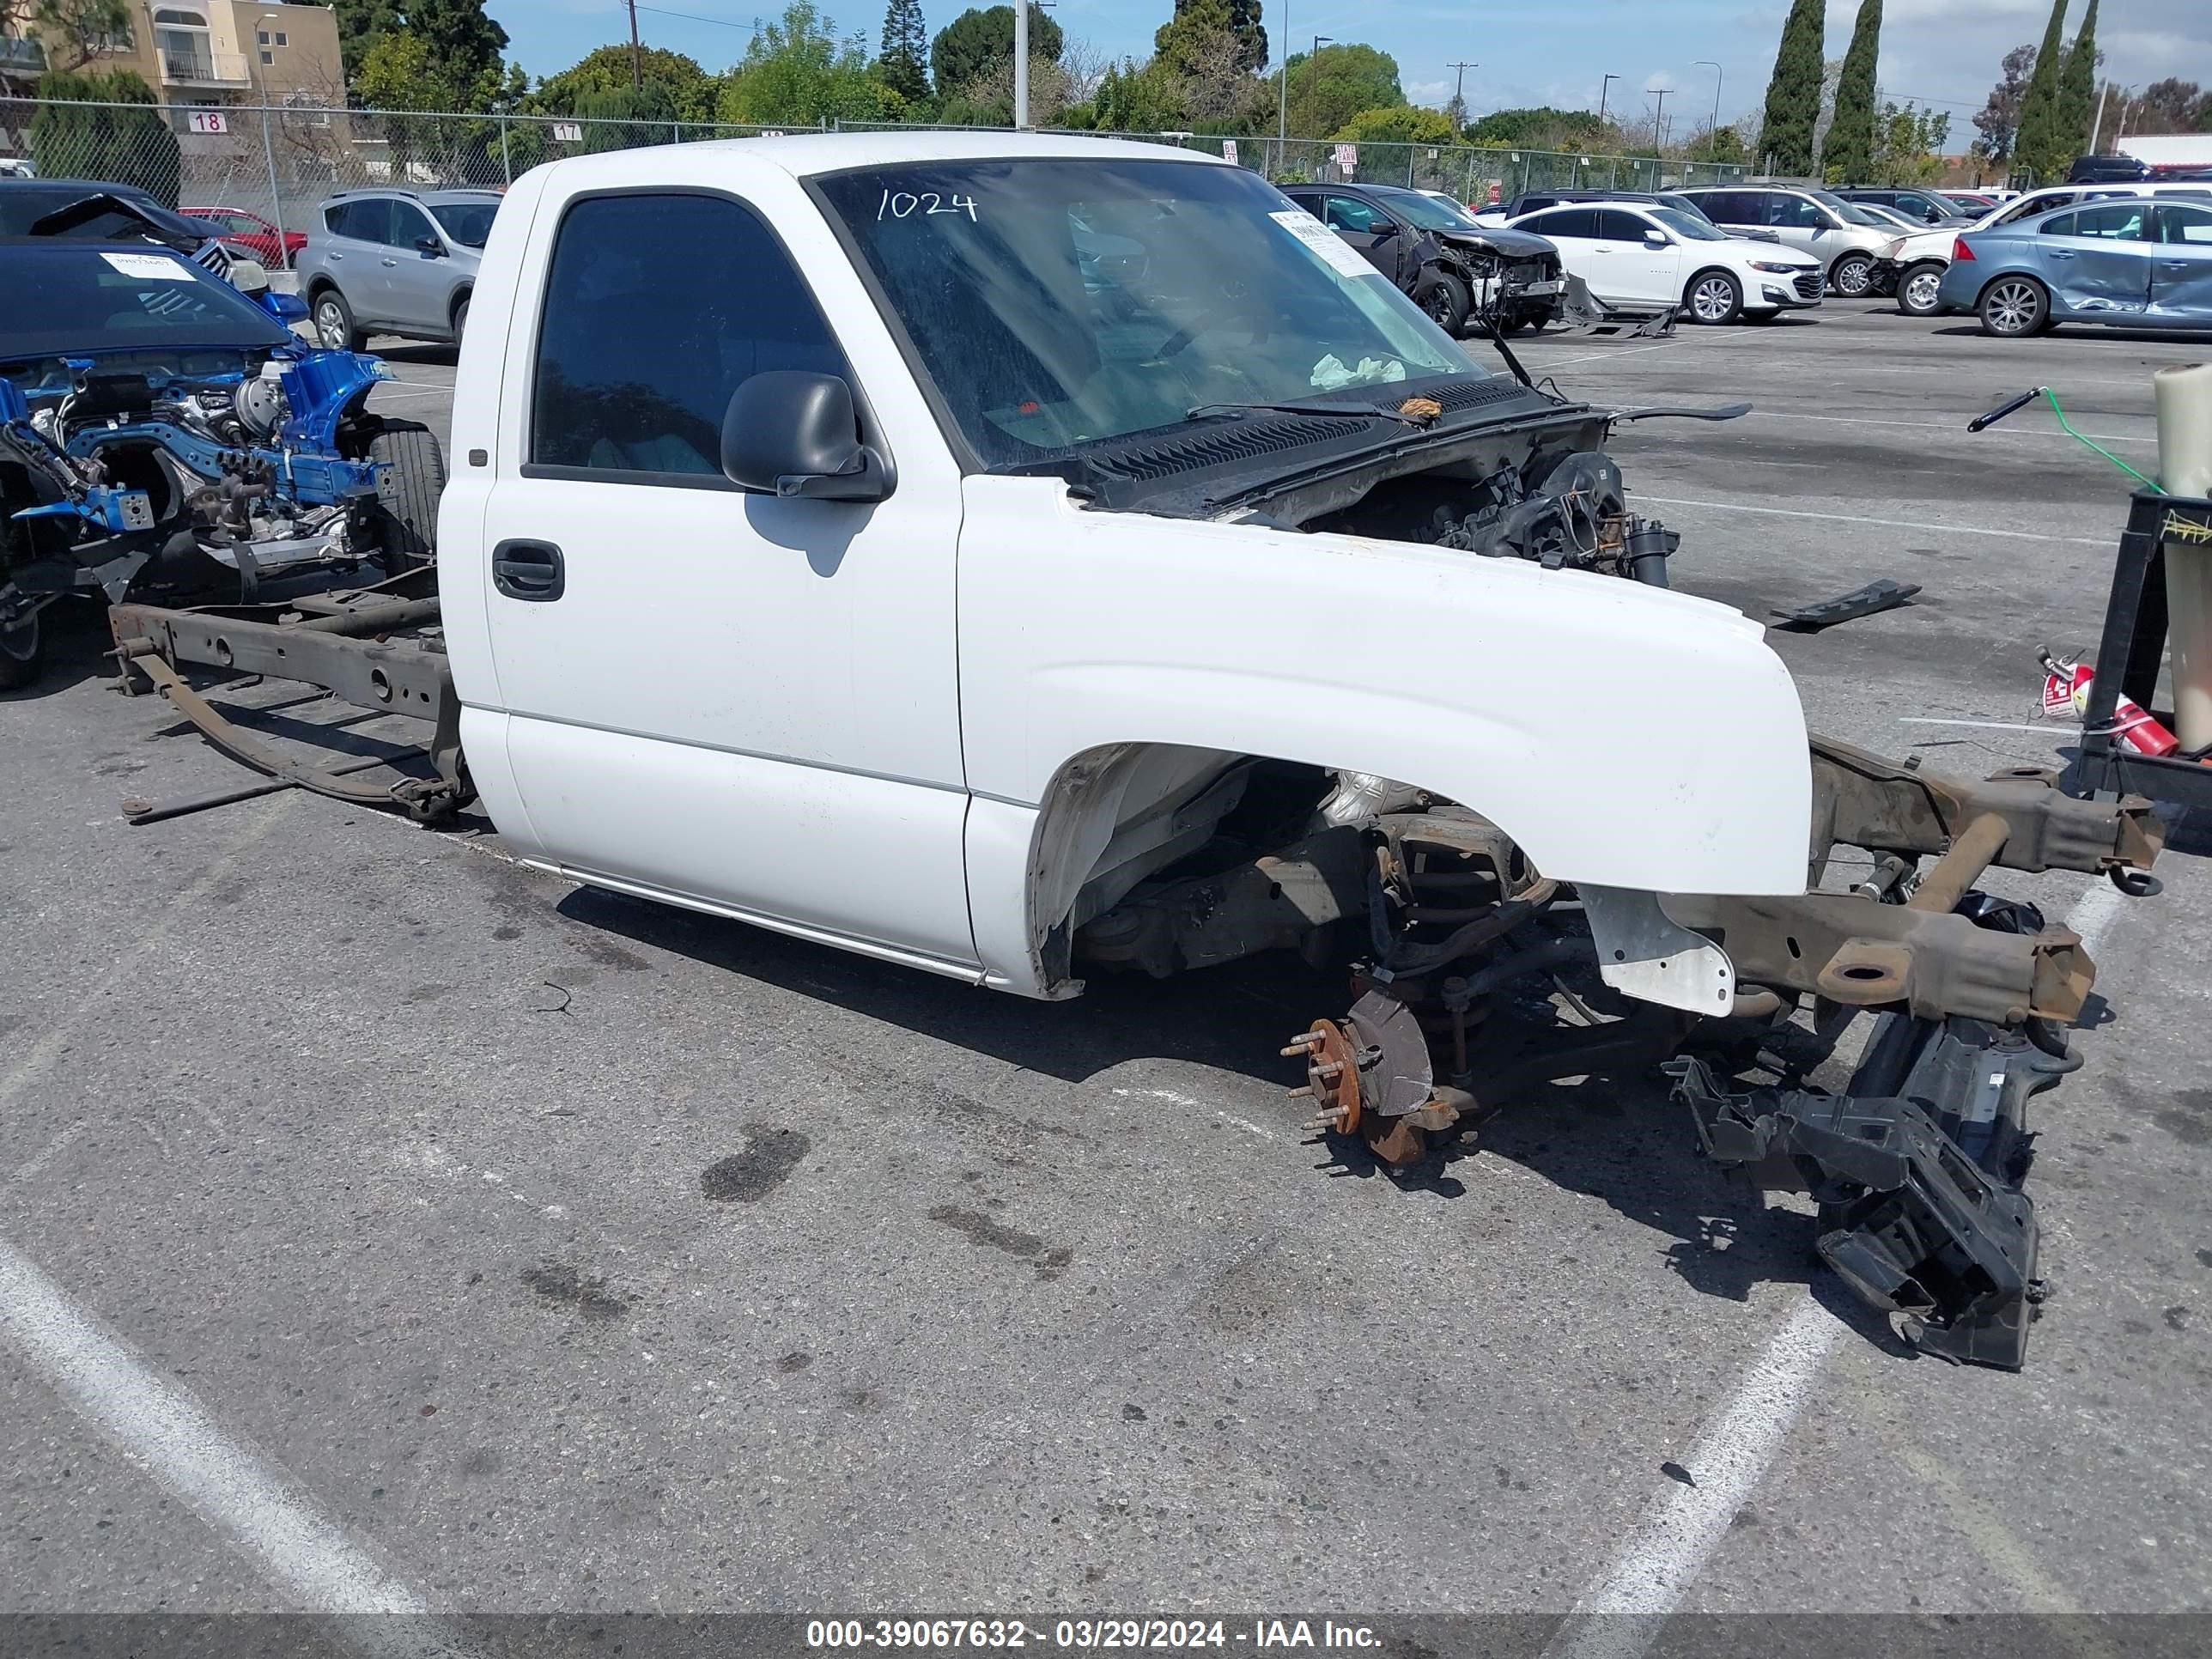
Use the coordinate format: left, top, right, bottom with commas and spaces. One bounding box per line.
106, 135, 2166, 1369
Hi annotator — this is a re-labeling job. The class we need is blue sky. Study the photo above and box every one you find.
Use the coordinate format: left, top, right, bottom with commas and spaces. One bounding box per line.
514, 2, 2211, 137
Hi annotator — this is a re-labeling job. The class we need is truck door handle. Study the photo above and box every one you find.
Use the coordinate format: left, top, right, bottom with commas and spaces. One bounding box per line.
2162, 259, 2191, 269
492, 539, 564, 601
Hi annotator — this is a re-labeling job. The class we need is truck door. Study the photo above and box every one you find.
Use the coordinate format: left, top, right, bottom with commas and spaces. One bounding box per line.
471, 179, 975, 972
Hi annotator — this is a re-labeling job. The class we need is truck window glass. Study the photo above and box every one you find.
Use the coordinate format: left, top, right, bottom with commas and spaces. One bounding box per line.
813, 158, 1476, 471
530, 191, 848, 478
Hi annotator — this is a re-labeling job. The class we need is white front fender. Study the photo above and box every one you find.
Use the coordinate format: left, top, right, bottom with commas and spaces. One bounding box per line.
957, 477, 1812, 899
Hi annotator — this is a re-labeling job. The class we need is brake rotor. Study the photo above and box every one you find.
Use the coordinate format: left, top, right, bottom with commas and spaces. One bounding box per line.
1283, 1018, 1361, 1135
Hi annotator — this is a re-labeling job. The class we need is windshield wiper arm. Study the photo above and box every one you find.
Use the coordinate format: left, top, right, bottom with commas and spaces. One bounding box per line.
1185, 400, 1425, 426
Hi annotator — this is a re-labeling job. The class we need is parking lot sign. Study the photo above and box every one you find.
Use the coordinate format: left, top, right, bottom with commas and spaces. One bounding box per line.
187, 110, 227, 135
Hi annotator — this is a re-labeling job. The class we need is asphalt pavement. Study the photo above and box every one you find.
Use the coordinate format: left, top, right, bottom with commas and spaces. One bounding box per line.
2, 302, 2208, 1650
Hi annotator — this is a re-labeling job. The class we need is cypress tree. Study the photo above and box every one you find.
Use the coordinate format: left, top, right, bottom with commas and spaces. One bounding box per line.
880, 0, 932, 106
2013, 0, 2071, 183
2055, 0, 2099, 163
1758, 0, 1828, 176
1824, 0, 1882, 183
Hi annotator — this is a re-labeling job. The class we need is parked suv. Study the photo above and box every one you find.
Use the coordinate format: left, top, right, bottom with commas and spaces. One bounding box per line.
1674, 185, 1897, 296
1831, 187, 1970, 227
296, 187, 501, 350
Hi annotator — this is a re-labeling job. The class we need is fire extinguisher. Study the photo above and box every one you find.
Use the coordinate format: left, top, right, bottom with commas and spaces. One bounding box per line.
2039, 649, 2179, 757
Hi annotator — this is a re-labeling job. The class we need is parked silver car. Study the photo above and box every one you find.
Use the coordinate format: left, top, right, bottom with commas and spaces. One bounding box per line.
295, 187, 501, 350
1674, 185, 1898, 297
1936, 196, 2212, 335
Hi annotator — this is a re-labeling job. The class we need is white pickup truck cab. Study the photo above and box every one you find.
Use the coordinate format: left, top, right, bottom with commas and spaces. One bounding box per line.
109, 132, 2160, 1366
437, 132, 1809, 1005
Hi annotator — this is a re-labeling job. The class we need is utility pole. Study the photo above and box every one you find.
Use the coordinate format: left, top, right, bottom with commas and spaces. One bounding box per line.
1651, 86, 1667, 152
626, 0, 641, 90
1448, 59, 1478, 110
1598, 73, 1620, 122
1014, 0, 1029, 129
2092, 80, 2110, 152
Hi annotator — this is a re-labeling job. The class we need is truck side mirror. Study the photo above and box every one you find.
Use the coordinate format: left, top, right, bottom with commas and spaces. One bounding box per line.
720, 370, 894, 503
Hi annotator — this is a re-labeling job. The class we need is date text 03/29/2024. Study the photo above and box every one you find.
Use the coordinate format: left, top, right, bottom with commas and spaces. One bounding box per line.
805, 1618, 1382, 1650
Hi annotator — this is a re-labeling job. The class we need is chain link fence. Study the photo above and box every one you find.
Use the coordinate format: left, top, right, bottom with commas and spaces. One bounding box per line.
0, 98, 1747, 264
0, 98, 818, 258
832, 122, 1750, 200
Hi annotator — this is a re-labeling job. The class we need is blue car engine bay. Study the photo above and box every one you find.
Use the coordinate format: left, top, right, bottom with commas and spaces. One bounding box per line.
0, 234, 444, 688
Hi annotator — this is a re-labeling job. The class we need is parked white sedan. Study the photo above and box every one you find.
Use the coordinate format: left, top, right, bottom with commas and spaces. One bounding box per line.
1505, 201, 1824, 324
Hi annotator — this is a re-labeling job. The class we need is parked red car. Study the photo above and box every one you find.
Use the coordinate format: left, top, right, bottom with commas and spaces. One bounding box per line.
180, 205, 307, 269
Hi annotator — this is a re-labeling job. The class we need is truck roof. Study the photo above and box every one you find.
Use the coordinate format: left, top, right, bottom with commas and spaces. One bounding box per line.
535, 130, 1229, 185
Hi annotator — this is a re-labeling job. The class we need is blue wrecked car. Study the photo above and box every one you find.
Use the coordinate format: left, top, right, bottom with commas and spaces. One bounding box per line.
0, 228, 442, 688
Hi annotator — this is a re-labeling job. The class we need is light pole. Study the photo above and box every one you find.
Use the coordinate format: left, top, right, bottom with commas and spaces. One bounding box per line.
1275, 0, 1291, 167
1014, 0, 1028, 129
246, 11, 287, 261
1598, 73, 1620, 122
1693, 59, 1721, 156
1310, 34, 1334, 169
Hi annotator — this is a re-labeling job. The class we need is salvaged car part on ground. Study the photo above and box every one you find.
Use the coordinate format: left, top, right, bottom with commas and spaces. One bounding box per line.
0, 234, 440, 688
95, 136, 2171, 1376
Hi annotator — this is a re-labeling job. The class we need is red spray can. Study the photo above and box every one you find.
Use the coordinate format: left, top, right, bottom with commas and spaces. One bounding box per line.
2039, 650, 2179, 757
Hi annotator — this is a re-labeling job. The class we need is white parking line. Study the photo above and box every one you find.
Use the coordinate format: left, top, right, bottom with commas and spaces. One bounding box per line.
1540, 877, 2129, 1656
1629, 494, 2109, 546
0, 1236, 434, 1620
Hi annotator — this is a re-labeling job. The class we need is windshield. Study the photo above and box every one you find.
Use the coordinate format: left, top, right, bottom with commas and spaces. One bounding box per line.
813, 159, 1481, 470
0, 245, 286, 361
1376, 189, 1475, 230
428, 200, 497, 247
1650, 206, 1726, 241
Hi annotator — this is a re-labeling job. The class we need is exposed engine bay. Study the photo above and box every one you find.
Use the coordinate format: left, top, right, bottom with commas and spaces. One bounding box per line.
1, 348, 416, 606
1057, 736, 2163, 1371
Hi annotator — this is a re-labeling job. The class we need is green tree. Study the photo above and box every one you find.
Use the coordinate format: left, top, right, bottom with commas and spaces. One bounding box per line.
312, 1, 509, 106
1823, 0, 1881, 183
1870, 100, 1949, 184
1758, 0, 1826, 174
720, 3, 893, 126
532, 45, 720, 123
2055, 0, 2099, 164
1274, 42, 1402, 138
1462, 106, 1618, 150
878, 0, 930, 106
2012, 0, 2070, 182
574, 82, 676, 150
1971, 41, 2037, 170
1165, 0, 1264, 76
930, 5, 1060, 100
31, 0, 131, 70
30, 68, 178, 202
1331, 105, 1455, 146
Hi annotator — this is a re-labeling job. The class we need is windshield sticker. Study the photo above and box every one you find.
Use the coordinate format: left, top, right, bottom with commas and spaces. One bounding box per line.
1269, 209, 1379, 279
100, 251, 191, 279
